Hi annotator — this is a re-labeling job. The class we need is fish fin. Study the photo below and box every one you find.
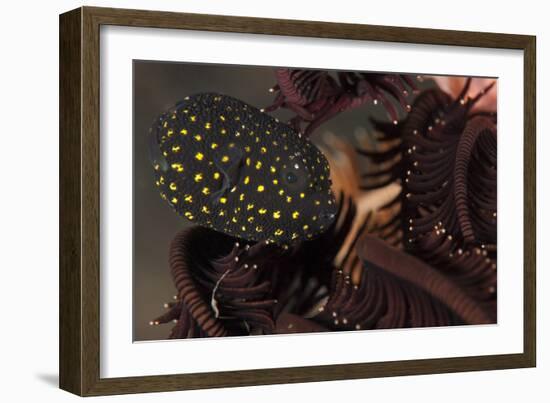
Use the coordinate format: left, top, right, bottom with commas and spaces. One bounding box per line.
211, 146, 244, 203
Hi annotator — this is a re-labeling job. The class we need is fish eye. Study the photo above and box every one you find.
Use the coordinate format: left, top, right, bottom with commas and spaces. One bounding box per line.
285, 172, 298, 184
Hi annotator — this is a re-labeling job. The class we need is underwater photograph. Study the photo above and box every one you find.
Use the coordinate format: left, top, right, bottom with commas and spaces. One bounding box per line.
133, 61, 497, 341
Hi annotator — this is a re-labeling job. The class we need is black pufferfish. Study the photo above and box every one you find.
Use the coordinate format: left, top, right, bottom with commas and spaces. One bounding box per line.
149, 93, 337, 243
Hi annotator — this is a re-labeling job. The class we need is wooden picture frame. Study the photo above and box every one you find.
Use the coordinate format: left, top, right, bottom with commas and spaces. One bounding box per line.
59, 6, 536, 396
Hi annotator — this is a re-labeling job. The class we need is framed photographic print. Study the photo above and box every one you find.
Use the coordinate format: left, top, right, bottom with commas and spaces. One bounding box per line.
59, 6, 536, 396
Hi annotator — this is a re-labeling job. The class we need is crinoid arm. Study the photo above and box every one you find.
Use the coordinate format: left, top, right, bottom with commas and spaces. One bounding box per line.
265, 69, 419, 136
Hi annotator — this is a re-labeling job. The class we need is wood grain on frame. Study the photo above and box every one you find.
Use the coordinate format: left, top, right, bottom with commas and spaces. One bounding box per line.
59, 6, 536, 396
59, 7, 82, 395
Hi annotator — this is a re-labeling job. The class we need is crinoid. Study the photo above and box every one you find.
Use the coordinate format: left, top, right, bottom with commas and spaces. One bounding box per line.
151, 227, 282, 338
307, 234, 493, 332
358, 78, 497, 320
257, 203, 495, 335
152, 196, 366, 338
153, 194, 494, 338
264, 69, 419, 136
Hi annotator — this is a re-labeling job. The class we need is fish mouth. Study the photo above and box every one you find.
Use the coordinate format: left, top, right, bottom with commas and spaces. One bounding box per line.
318, 208, 337, 226
148, 119, 169, 172
319, 210, 336, 221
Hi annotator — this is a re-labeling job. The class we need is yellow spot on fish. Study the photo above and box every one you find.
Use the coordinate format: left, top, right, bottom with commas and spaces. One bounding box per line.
241, 226, 247, 232
184, 211, 194, 220
159, 176, 165, 184
255, 161, 262, 170
195, 152, 204, 161
221, 155, 230, 163
260, 147, 267, 154
194, 134, 202, 141
292, 233, 299, 240
220, 115, 226, 121
231, 217, 238, 223
202, 187, 210, 195
194, 173, 203, 182
270, 166, 277, 173
247, 203, 254, 210
213, 172, 221, 180
300, 193, 305, 199
219, 197, 227, 204
257, 185, 265, 192
171, 197, 178, 204
303, 224, 309, 230
273, 179, 279, 185
274, 229, 284, 236
211, 143, 218, 149
180, 128, 188, 135
246, 157, 251, 166
292, 211, 300, 219
314, 200, 321, 206
201, 206, 210, 214
184, 195, 193, 203
239, 193, 245, 201
162, 151, 168, 157
171, 163, 184, 172
247, 217, 254, 223
221, 128, 227, 135
190, 116, 197, 122
286, 196, 293, 203
167, 129, 174, 137
244, 146, 251, 152
171, 145, 181, 153
244, 176, 250, 185
169, 183, 177, 191
205, 122, 212, 129
278, 189, 285, 196
218, 210, 225, 216
258, 208, 267, 214
273, 211, 281, 219
266, 130, 271, 135
256, 225, 263, 232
